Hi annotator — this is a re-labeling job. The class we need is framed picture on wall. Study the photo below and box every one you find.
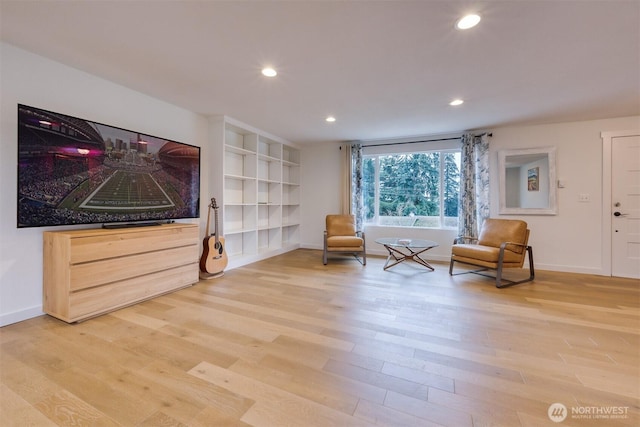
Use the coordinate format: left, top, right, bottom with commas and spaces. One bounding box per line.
528, 167, 539, 191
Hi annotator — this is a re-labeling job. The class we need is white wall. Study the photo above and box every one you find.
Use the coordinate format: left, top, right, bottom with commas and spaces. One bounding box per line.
0, 43, 210, 326
300, 142, 343, 250
301, 116, 640, 273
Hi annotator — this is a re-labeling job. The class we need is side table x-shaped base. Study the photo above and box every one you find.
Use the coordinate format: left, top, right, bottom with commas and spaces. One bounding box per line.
376, 238, 439, 271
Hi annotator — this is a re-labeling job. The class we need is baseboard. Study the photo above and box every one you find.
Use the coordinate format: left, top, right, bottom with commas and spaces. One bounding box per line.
532, 263, 605, 276
226, 244, 300, 270
0, 305, 44, 327
301, 243, 323, 251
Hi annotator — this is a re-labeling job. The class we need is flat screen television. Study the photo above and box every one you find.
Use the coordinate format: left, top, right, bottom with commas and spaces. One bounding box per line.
17, 104, 200, 228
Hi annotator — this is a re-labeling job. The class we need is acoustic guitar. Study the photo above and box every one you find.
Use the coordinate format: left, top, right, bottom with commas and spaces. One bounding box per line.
199, 197, 228, 276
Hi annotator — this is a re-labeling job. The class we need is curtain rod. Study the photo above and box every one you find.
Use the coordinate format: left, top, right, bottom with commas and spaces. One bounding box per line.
362, 132, 492, 148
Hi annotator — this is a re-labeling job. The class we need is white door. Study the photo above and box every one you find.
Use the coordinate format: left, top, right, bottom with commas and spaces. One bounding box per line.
611, 135, 640, 279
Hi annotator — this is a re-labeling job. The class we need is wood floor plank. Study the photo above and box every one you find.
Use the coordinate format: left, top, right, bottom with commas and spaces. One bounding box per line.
188, 361, 372, 427
229, 357, 362, 414
164, 293, 356, 352
323, 358, 430, 398
187, 406, 254, 427
109, 309, 170, 330
49, 365, 157, 425
426, 386, 523, 427
137, 410, 189, 427
136, 360, 256, 422
34, 389, 119, 426
0, 353, 64, 407
259, 353, 387, 404
380, 361, 455, 393
1, 249, 638, 426
353, 398, 443, 427
384, 389, 473, 426
0, 383, 58, 427
576, 371, 640, 400
113, 324, 238, 371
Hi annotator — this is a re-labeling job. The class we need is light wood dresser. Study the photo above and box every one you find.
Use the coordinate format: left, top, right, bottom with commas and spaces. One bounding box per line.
43, 223, 199, 323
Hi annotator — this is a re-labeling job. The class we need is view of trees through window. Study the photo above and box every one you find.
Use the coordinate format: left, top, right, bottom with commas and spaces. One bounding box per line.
362, 151, 461, 228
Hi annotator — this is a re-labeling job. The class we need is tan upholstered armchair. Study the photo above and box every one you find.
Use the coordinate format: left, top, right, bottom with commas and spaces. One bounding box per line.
323, 214, 366, 265
449, 218, 534, 288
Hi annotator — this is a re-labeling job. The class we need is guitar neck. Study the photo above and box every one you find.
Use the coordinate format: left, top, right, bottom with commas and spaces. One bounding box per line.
213, 205, 220, 243
205, 201, 212, 237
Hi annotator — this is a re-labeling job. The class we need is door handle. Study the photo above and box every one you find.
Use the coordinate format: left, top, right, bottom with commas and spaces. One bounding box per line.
614, 211, 628, 217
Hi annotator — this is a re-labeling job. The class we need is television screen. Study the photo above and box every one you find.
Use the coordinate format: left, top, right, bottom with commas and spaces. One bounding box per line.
17, 104, 200, 228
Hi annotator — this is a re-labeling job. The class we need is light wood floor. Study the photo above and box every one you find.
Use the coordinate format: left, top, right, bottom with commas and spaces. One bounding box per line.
1, 249, 638, 426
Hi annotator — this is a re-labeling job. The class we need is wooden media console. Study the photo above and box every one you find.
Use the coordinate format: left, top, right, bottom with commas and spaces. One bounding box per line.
43, 223, 199, 323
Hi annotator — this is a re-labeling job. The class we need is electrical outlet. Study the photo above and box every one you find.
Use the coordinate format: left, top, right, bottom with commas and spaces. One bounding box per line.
579, 193, 590, 202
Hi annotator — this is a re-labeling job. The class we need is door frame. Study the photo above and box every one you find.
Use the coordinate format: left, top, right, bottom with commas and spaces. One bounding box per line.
601, 129, 640, 276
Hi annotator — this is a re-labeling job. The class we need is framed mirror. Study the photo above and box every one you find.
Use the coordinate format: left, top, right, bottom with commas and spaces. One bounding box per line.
498, 147, 557, 215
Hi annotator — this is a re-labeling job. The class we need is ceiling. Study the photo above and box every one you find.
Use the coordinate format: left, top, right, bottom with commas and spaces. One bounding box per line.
1, 0, 639, 144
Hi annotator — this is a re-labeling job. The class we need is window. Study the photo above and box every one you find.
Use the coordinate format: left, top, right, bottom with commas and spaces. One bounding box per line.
362, 150, 461, 228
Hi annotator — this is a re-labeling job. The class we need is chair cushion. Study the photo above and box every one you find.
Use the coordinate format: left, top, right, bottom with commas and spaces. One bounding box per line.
478, 219, 528, 253
327, 235, 363, 248
451, 244, 523, 264
326, 215, 357, 237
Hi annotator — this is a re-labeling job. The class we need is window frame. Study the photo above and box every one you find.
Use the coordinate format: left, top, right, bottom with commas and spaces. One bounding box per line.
362, 148, 461, 230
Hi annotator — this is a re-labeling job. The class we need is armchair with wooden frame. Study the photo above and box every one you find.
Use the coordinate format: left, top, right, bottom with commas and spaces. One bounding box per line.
323, 214, 366, 265
449, 218, 534, 288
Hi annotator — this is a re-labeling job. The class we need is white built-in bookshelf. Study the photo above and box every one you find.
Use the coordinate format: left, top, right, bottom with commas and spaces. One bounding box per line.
211, 116, 300, 268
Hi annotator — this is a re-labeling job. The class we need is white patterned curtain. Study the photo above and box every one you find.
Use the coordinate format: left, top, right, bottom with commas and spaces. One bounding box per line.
351, 143, 364, 231
458, 133, 490, 238
340, 143, 352, 215
340, 143, 364, 230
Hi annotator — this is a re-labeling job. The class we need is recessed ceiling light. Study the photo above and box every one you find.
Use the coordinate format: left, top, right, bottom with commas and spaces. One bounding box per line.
449, 99, 464, 106
326, 116, 336, 123
261, 67, 277, 77
456, 14, 481, 30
